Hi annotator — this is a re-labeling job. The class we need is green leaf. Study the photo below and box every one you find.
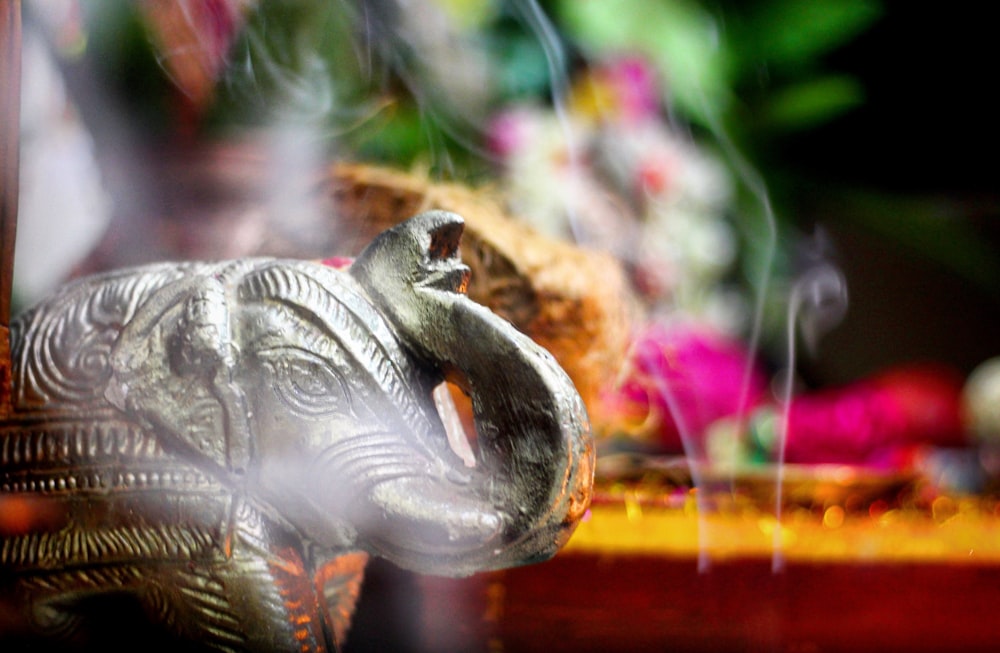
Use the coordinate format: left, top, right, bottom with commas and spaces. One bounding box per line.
349, 104, 429, 166
741, 0, 882, 71
762, 75, 865, 130
490, 32, 554, 100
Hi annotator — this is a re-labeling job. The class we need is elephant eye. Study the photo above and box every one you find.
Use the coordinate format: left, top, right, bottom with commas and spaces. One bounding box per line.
257, 349, 353, 418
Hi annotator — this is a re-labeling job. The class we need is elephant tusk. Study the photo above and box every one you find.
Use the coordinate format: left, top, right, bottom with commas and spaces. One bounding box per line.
432, 382, 476, 469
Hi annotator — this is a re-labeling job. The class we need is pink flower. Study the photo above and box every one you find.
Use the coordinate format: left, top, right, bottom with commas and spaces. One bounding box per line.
486, 109, 538, 159
767, 364, 967, 465
605, 322, 768, 453
599, 56, 661, 125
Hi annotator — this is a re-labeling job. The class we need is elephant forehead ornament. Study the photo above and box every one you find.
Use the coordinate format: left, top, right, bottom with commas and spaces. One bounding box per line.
0, 211, 594, 651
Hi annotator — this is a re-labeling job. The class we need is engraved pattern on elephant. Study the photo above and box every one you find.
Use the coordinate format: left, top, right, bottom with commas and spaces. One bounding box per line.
11, 546, 328, 652
2, 494, 343, 653
11, 263, 207, 412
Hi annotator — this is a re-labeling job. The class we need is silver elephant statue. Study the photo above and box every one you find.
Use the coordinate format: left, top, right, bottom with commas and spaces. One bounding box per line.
0, 211, 594, 652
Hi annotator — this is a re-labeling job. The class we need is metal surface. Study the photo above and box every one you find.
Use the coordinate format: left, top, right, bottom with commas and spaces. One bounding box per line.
0, 211, 594, 651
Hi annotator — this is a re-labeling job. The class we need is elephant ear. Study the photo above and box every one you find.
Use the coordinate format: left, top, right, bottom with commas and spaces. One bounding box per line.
105, 273, 250, 475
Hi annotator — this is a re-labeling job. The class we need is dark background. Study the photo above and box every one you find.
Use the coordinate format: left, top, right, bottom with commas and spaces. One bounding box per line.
765, 3, 1000, 385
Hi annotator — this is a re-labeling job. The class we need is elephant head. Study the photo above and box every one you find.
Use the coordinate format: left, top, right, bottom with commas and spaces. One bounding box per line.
98, 211, 594, 577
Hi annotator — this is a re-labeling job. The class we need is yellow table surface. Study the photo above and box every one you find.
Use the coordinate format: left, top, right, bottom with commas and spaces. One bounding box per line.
566, 488, 1000, 564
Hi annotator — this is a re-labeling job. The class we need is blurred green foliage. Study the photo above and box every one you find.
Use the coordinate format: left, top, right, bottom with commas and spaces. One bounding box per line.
76, 0, 884, 173
556, 0, 729, 125
554, 0, 881, 132
73, 1, 999, 300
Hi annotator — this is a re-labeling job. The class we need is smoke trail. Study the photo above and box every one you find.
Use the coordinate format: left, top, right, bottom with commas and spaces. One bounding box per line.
509, 0, 585, 242
667, 51, 779, 570
695, 93, 778, 439
772, 263, 847, 571
638, 345, 712, 573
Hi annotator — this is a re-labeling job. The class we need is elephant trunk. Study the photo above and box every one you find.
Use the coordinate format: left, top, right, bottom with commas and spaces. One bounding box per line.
351, 211, 594, 571
440, 297, 594, 561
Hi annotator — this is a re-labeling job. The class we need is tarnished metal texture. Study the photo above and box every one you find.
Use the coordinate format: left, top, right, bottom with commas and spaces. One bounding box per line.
0, 212, 594, 652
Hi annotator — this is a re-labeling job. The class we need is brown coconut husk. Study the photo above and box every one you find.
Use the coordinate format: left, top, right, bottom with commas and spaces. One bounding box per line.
323, 164, 638, 421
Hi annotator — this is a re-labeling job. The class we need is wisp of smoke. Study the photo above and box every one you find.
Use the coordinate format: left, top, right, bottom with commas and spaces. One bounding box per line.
508, 0, 585, 241
772, 261, 848, 571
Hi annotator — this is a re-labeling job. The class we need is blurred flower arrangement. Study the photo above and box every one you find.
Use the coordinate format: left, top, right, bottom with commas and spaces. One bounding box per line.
487, 57, 738, 328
